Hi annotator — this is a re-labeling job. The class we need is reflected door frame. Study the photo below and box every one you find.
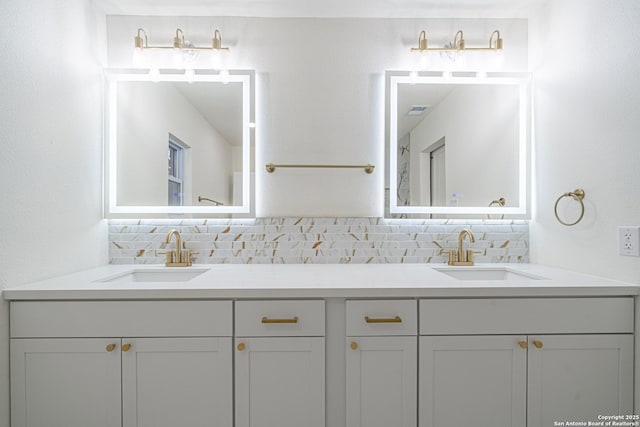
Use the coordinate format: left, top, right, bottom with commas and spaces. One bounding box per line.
417, 136, 445, 206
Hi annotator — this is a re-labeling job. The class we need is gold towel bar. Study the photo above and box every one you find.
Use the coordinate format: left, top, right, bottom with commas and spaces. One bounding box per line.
198, 196, 224, 205
265, 163, 375, 174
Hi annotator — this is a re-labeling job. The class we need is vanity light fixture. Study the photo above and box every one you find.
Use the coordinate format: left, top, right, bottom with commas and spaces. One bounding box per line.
135, 27, 230, 57
411, 29, 503, 54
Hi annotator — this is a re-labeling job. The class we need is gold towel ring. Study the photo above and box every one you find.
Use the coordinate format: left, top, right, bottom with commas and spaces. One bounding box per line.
487, 197, 506, 219
554, 189, 585, 226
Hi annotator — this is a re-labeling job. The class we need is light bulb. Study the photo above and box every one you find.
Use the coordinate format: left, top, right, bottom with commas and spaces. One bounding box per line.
132, 48, 145, 68
210, 50, 222, 70
495, 50, 505, 69
220, 69, 229, 84
149, 68, 160, 82
185, 68, 195, 83
409, 71, 418, 85
419, 52, 429, 70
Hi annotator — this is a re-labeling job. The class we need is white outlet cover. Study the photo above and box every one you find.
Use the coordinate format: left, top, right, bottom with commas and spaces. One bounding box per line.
618, 226, 640, 257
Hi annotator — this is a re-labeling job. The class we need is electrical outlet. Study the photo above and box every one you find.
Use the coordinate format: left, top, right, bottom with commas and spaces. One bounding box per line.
618, 226, 640, 256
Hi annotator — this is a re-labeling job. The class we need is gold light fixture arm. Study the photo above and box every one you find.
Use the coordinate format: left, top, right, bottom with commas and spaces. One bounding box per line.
411, 30, 428, 52
134, 28, 148, 50
173, 28, 185, 49
454, 30, 465, 50
489, 30, 503, 50
134, 28, 230, 52
212, 29, 230, 51
410, 29, 503, 53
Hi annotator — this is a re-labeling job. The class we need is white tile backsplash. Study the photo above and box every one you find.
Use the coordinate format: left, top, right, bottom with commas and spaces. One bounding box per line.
109, 218, 529, 264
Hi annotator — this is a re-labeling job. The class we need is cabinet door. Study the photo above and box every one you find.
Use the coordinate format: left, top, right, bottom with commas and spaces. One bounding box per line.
235, 337, 325, 427
346, 336, 417, 427
121, 337, 232, 427
419, 335, 527, 427
527, 334, 633, 427
10, 338, 121, 427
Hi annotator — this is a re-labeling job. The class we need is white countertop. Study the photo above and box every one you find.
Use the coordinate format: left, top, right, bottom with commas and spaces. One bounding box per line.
2, 263, 638, 300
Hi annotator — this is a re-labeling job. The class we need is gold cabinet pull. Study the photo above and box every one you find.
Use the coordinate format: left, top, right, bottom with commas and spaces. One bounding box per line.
237, 343, 245, 351
364, 315, 402, 323
518, 341, 528, 349
261, 316, 299, 324
106, 343, 117, 352
122, 343, 132, 352
533, 340, 544, 349
350, 341, 358, 350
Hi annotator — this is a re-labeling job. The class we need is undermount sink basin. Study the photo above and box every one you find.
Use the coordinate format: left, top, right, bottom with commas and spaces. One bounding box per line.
98, 268, 210, 283
433, 267, 546, 281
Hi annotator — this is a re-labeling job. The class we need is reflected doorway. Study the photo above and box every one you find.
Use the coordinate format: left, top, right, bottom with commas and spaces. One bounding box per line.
418, 137, 446, 206
430, 142, 446, 206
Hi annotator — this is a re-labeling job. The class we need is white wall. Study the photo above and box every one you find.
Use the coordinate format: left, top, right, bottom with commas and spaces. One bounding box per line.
0, 1, 108, 425
409, 84, 519, 207
107, 17, 529, 217
529, 0, 640, 284
117, 81, 233, 206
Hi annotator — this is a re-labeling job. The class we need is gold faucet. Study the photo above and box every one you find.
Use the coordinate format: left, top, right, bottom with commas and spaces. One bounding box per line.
159, 229, 198, 267
445, 229, 480, 266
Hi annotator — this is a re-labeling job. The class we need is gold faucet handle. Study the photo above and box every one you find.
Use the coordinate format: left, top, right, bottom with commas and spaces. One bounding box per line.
181, 250, 199, 265
466, 250, 483, 264
443, 250, 457, 265
155, 250, 174, 263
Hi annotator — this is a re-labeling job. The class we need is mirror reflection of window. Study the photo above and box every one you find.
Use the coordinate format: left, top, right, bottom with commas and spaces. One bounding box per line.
168, 138, 184, 206
107, 71, 254, 216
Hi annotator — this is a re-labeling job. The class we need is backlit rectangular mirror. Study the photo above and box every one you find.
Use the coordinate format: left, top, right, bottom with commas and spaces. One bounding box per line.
387, 71, 531, 217
105, 70, 254, 217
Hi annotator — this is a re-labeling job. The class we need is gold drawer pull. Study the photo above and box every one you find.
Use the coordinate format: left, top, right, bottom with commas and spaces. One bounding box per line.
122, 343, 132, 352
237, 343, 246, 351
533, 340, 544, 349
261, 316, 299, 324
364, 316, 402, 323
518, 341, 528, 349
106, 343, 117, 352
350, 341, 358, 350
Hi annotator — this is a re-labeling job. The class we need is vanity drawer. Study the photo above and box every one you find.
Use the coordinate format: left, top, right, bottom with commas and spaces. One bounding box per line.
10, 300, 233, 338
235, 300, 325, 337
419, 298, 634, 335
346, 300, 417, 336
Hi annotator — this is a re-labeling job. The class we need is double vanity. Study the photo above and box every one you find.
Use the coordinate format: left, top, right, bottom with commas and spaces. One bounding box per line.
5, 261, 638, 427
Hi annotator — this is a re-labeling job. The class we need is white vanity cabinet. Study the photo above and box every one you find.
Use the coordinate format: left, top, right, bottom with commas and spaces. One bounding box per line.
234, 300, 325, 427
345, 300, 417, 427
10, 301, 233, 427
419, 298, 634, 427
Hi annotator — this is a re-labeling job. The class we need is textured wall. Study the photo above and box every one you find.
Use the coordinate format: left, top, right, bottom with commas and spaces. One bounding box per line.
109, 218, 529, 264
529, 0, 640, 284
0, 1, 108, 426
